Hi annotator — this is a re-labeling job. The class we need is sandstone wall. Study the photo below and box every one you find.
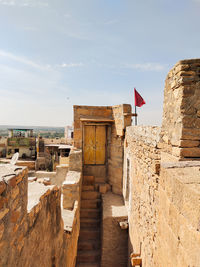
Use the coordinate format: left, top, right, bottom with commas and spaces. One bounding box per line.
108, 104, 132, 194
0, 166, 66, 267
73, 105, 113, 149
155, 162, 200, 267
161, 59, 200, 159
124, 59, 200, 266
0, 163, 82, 267
124, 126, 161, 266
73, 104, 132, 195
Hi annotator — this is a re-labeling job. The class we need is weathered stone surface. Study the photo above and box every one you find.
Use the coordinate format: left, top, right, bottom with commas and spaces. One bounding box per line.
179, 139, 200, 147
101, 192, 128, 267
161, 59, 200, 159
0, 164, 81, 267
0, 223, 4, 240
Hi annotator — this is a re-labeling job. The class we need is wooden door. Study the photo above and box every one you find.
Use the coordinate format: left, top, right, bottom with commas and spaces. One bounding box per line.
84, 125, 106, 165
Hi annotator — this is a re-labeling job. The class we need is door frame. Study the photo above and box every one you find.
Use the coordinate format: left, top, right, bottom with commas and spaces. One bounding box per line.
82, 122, 110, 166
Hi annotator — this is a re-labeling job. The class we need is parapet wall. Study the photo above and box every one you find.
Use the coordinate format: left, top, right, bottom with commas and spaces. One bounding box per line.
0, 166, 66, 267
124, 125, 200, 267
0, 156, 82, 267
155, 162, 200, 267
161, 59, 200, 159
124, 59, 200, 267
124, 126, 161, 266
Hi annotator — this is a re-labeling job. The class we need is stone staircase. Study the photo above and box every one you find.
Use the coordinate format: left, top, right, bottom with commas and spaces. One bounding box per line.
76, 176, 102, 267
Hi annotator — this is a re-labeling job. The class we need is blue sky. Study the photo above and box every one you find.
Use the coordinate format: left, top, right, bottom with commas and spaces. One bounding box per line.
0, 0, 200, 126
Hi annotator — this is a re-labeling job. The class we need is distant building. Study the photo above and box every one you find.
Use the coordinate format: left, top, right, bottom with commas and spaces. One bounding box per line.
6, 128, 36, 159
64, 126, 73, 144
45, 144, 72, 170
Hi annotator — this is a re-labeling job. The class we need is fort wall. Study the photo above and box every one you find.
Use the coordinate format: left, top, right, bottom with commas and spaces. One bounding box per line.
0, 148, 82, 267
124, 59, 200, 266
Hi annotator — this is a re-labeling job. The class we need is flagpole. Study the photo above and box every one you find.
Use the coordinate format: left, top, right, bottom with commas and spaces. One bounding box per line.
135, 105, 137, 126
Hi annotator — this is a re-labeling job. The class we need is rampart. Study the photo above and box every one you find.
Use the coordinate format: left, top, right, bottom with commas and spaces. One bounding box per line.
0, 148, 82, 267
124, 59, 200, 267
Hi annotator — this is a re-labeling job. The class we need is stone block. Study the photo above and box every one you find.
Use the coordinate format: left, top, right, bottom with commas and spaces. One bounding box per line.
179, 139, 200, 148
0, 208, 9, 220
0, 182, 6, 195
11, 186, 19, 200
99, 184, 107, 194
11, 208, 21, 223
0, 223, 4, 240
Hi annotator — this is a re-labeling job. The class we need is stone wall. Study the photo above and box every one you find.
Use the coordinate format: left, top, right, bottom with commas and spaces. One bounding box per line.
73, 104, 132, 195
124, 59, 200, 266
0, 161, 82, 267
0, 165, 66, 267
108, 104, 132, 194
161, 59, 200, 159
73, 105, 113, 149
155, 162, 200, 267
124, 126, 161, 266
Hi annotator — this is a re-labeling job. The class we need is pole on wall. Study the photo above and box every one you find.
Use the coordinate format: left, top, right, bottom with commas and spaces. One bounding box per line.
135, 106, 137, 126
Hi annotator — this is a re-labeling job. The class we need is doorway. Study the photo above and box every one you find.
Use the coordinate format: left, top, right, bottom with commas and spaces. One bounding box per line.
83, 125, 106, 165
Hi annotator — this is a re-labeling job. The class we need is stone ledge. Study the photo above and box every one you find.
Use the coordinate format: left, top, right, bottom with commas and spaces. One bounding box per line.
27, 182, 57, 212
62, 201, 79, 233
62, 171, 81, 187
102, 192, 128, 220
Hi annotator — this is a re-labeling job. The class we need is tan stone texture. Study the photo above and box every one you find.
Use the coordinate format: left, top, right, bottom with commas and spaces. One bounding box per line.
161, 59, 200, 159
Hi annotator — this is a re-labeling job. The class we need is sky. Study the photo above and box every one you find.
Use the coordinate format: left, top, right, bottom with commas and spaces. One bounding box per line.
0, 0, 200, 127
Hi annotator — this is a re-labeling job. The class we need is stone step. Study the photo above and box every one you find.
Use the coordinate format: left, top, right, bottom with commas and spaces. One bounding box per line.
78, 240, 100, 251
80, 208, 100, 219
77, 250, 101, 263
95, 176, 106, 183
83, 176, 94, 186
81, 191, 100, 200
82, 185, 95, 191
79, 229, 100, 241
76, 262, 100, 267
94, 183, 111, 193
80, 218, 100, 228
81, 199, 101, 209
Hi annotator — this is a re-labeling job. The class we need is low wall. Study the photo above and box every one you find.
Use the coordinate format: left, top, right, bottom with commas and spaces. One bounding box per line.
0, 165, 66, 267
124, 125, 200, 266
155, 162, 200, 267
0, 160, 82, 267
123, 126, 161, 266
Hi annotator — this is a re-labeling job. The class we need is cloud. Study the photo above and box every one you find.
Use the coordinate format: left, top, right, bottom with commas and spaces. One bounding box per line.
59, 62, 84, 68
0, 0, 48, 7
124, 63, 165, 71
0, 49, 48, 71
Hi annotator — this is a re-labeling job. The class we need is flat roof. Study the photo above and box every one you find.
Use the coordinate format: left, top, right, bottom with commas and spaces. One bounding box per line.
45, 144, 72, 149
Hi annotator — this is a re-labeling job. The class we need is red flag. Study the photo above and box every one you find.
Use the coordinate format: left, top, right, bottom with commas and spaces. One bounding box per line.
134, 88, 146, 107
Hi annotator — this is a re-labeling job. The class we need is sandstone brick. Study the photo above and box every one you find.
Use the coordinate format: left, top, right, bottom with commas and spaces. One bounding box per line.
11, 186, 19, 200
11, 208, 21, 223
0, 208, 9, 220
0, 182, 6, 195
0, 223, 4, 239
180, 147, 200, 157
179, 139, 200, 147
99, 184, 107, 194
182, 128, 200, 140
